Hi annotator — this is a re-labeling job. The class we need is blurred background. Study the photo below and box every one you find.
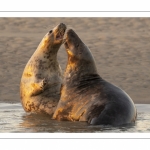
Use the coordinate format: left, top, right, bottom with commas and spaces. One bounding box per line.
0, 17, 149, 103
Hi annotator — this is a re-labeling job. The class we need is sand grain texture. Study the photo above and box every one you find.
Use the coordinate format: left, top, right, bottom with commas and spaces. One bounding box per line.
0, 18, 149, 104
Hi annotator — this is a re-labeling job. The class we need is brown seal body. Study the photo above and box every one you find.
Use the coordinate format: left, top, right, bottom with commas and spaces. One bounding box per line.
52, 29, 137, 126
20, 23, 66, 116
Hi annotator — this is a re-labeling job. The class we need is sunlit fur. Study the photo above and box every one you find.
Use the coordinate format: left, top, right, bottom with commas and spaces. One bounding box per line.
20, 23, 66, 116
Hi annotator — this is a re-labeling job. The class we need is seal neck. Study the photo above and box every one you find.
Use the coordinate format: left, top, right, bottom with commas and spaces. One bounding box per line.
64, 56, 99, 84
35, 43, 60, 61
66, 51, 98, 73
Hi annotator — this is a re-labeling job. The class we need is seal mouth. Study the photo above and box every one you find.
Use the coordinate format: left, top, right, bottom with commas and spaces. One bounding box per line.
55, 23, 67, 41
56, 29, 66, 40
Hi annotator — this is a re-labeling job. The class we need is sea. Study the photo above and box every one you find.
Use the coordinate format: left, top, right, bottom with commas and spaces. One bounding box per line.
0, 103, 150, 133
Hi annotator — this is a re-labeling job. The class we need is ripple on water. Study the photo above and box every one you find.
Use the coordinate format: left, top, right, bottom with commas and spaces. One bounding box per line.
0, 103, 150, 133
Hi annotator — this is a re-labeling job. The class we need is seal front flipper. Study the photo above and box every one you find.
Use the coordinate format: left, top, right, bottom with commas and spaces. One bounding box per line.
30, 78, 48, 96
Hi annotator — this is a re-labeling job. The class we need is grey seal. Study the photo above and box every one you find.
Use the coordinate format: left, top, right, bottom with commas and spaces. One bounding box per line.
20, 23, 66, 116
52, 29, 137, 126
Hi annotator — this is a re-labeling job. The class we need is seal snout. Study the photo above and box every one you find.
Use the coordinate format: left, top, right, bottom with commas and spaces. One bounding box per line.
64, 29, 82, 48
55, 23, 67, 40
66, 29, 80, 41
58, 23, 67, 33
59, 23, 67, 28
66, 29, 75, 35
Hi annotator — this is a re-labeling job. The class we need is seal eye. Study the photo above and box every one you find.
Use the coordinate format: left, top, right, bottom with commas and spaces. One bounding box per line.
49, 30, 53, 34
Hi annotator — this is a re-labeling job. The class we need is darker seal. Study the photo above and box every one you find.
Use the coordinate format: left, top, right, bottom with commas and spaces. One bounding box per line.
52, 29, 137, 126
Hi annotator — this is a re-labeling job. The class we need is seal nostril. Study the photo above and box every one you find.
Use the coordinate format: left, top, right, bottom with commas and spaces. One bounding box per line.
49, 30, 52, 34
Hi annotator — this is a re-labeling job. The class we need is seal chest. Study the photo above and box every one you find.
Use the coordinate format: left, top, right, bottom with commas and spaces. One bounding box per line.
52, 29, 137, 126
20, 23, 66, 116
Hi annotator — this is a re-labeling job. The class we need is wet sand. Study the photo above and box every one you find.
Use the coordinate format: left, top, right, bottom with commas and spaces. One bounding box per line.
0, 18, 149, 104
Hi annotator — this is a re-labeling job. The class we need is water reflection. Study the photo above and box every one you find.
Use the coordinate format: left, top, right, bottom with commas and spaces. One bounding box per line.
20, 113, 89, 132
0, 103, 150, 133
19, 112, 136, 133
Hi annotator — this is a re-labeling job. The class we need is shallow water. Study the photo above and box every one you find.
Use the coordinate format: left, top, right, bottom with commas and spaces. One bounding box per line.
0, 103, 150, 133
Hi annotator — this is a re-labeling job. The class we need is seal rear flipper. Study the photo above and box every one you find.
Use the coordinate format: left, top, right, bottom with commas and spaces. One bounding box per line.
89, 103, 131, 126
87, 102, 117, 125
89, 114, 124, 126
89, 114, 113, 125
89, 112, 117, 126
